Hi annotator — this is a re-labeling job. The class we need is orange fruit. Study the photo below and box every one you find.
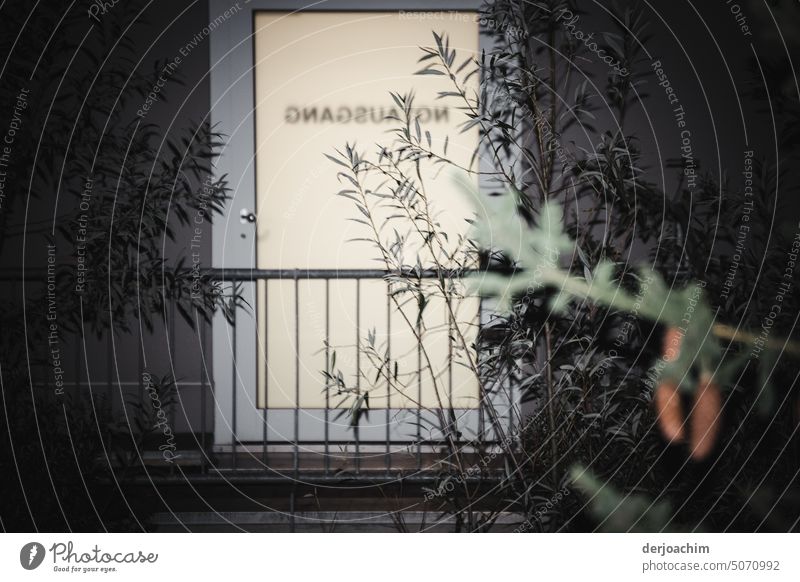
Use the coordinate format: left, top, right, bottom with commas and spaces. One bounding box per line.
662, 327, 683, 363
655, 381, 685, 443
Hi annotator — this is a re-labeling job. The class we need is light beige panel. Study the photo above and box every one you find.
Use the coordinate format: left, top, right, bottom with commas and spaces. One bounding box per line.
264, 280, 298, 408
388, 284, 423, 409
450, 295, 481, 408
354, 279, 392, 408
419, 292, 480, 409
317, 279, 358, 409
419, 292, 452, 410
297, 279, 327, 408
257, 279, 267, 408
260, 278, 481, 410
254, 11, 480, 410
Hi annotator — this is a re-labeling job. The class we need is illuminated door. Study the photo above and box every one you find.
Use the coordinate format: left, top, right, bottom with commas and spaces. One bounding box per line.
253, 11, 481, 441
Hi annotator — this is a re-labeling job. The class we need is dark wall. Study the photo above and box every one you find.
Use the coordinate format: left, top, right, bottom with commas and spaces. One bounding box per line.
0, 0, 215, 485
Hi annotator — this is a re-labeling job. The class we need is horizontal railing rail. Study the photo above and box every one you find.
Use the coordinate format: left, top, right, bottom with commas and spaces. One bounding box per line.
201, 266, 514, 281
0, 265, 516, 281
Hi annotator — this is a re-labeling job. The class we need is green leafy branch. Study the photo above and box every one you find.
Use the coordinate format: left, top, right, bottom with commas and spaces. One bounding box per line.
461, 176, 800, 406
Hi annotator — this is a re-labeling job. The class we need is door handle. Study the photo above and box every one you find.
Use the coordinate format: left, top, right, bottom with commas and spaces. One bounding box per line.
239, 208, 257, 224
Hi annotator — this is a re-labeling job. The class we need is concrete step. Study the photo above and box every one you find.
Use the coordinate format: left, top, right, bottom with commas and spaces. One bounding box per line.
148, 510, 525, 532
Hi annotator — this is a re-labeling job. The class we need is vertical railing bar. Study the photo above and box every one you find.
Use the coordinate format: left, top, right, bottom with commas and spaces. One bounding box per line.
477, 297, 485, 447
262, 280, 268, 470
169, 299, 176, 416
294, 276, 299, 479
137, 324, 144, 454
262, 408, 268, 469
385, 283, 391, 475
231, 302, 238, 471
507, 333, 515, 452
416, 314, 422, 472
199, 320, 207, 474
447, 304, 454, 444
324, 278, 330, 475
169, 300, 177, 476
354, 278, 361, 474
137, 329, 144, 400
75, 327, 81, 401
106, 329, 112, 451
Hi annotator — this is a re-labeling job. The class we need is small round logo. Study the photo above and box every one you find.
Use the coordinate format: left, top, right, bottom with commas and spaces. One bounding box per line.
20, 542, 45, 570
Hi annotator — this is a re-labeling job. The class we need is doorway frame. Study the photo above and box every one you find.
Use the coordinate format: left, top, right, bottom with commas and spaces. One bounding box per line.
209, 0, 503, 450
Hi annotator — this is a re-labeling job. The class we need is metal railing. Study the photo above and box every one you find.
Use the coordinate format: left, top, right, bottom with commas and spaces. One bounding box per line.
209, 267, 518, 481
1, 266, 519, 483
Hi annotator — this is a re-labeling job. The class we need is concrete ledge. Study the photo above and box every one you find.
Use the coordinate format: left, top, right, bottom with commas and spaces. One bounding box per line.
149, 511, 525, 532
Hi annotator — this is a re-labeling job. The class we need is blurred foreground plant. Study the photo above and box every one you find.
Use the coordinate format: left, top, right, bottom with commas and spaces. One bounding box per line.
462, 180, 800, 460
